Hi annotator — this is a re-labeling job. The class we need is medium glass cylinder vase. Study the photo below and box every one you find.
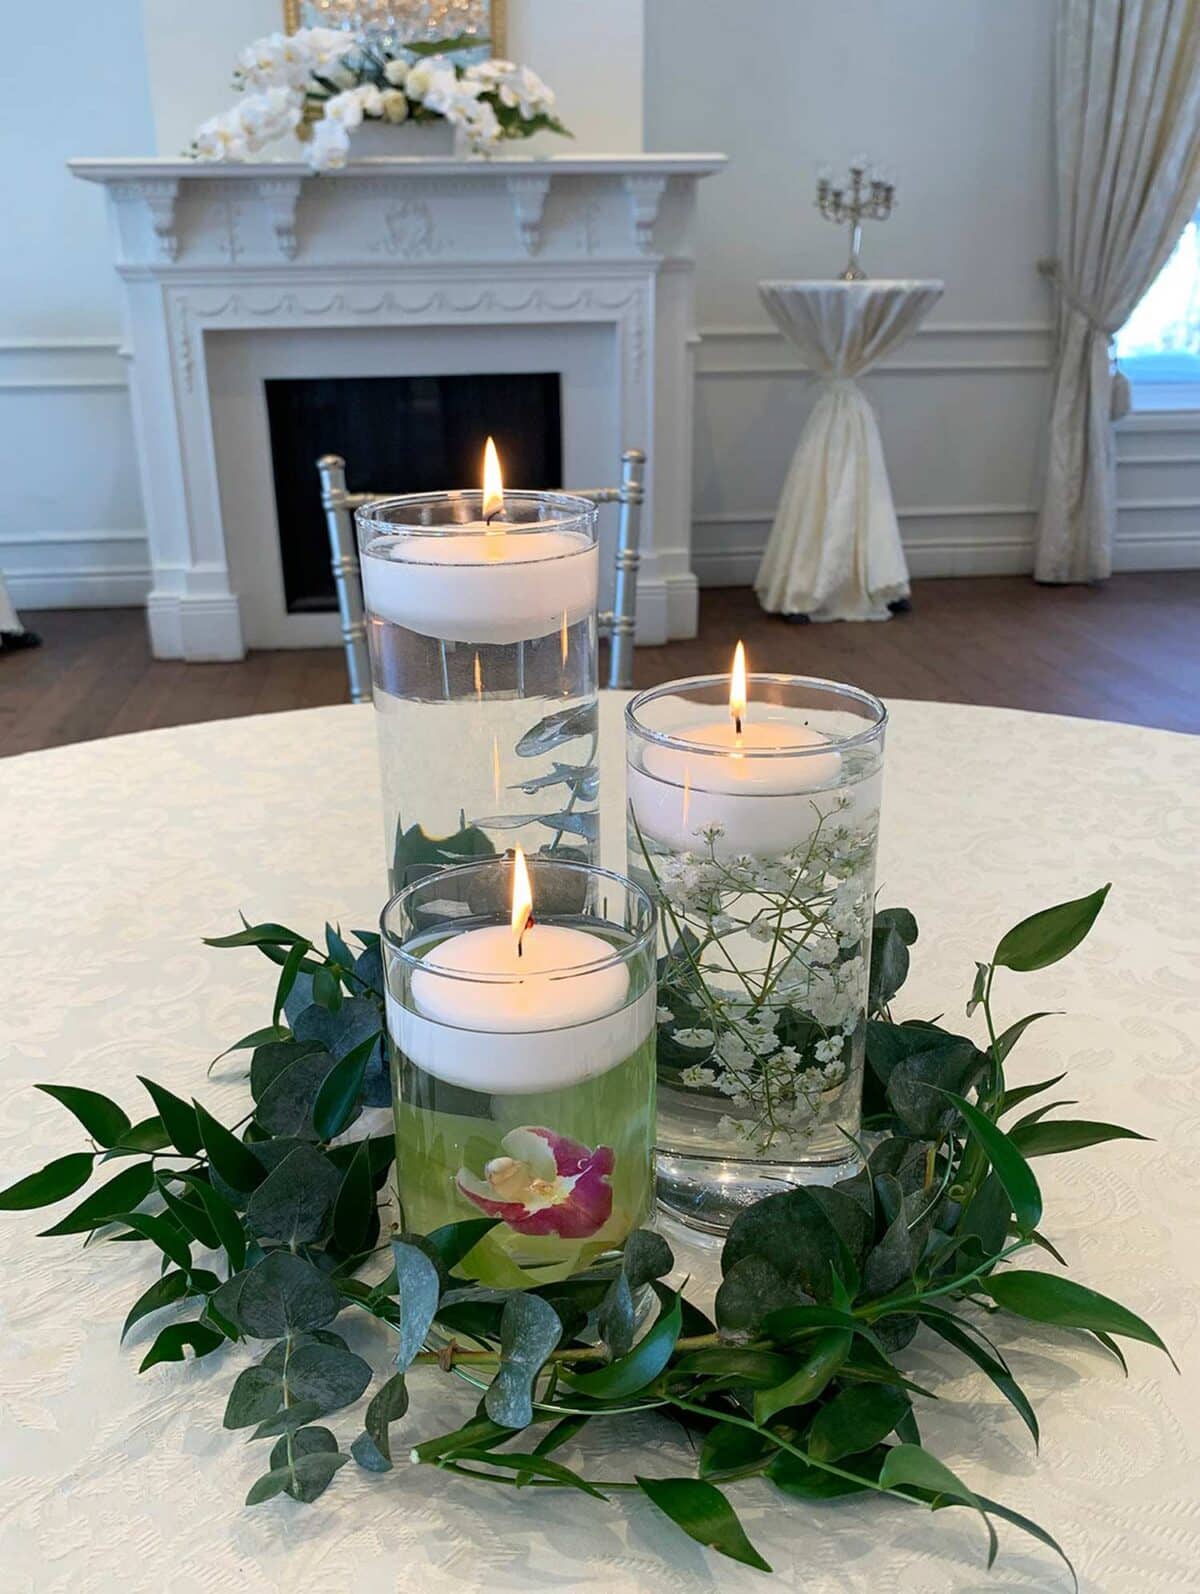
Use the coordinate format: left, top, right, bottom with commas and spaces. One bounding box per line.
625, 674, 887, 1232
382, 856, 658, 1283
357, 491, 600, 892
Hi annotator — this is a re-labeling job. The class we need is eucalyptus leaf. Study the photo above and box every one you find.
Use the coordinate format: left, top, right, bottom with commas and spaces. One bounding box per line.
484, 1293, 563, 1427
392, 1240, 441, 1372
255, 1047, 337, 1140
635, 1476, 772, 1574
270, 1424, 338, 1474
715, 1257, 807, 1338
246, 1450, 347, 1507
352, 1371, 409, 1471
236, 1251, 341, 1340
292, 999, 388, 1109
514, 701, 598, 757
597, 1229, 674, 1356
223, 1363, 284, 1429
246, 1145, 340, 1246
286, 1341, 372, 1412
722, 1186, 847, 1303
249, 1400, 326, 1439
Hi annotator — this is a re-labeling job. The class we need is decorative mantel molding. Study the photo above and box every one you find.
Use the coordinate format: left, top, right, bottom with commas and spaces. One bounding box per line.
71, 153, 725, 662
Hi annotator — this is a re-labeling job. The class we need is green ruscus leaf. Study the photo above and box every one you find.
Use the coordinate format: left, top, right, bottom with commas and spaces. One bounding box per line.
311, 1033, 377, 1141
194, 1100, 265, 1194
35, 1084, 131, 1148
137, 1077, 202, 1156
38, 1161, 155, 1236
983, 1271, 1175, 1367
0, 1152, 95, 1210
993, 885, 1110, 973
1009, 1119, 1150, 1159
139, 1320, 225, 1373
636, 1476, 772, 1573
879, 1444, 997, 1565
942, 1091, 1042, 1237
563, 1289, 682, 1401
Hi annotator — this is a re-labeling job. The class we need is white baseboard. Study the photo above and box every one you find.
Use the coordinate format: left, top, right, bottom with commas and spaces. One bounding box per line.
6, 567, 152, 609
147, 591, 246, 661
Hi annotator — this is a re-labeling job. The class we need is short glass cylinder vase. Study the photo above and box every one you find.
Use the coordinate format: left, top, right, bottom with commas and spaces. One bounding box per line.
625, 674, 887, 1232
357, 491, 600, 893
382, 856, 658, 1283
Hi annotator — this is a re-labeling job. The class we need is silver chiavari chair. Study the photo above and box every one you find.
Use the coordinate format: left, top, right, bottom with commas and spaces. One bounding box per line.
316, 448, 647, 703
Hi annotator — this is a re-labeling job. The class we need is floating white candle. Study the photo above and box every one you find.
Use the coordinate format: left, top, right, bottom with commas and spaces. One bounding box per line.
628, 643, 849, 859
360, 438, 598, 645
389, 848, 651, 1092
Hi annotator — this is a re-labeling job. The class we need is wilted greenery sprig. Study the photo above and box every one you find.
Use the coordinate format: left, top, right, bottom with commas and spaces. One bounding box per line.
2, 884, 1170, 1583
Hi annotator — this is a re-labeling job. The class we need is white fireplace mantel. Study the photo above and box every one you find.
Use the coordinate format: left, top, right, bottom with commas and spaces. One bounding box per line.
71, 154, 725, 662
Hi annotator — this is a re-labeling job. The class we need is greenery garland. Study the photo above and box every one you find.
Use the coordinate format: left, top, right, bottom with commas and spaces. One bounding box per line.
2, 883, 1172, 1583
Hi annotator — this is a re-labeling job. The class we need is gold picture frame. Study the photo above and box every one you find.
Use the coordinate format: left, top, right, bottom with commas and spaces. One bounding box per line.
282, 2, 507, 55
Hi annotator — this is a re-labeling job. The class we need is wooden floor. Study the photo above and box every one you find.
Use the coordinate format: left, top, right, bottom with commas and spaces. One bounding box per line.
2, 573, 1198, 757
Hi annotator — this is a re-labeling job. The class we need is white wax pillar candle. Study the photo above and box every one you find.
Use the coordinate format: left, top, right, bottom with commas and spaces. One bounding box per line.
362, 527, 598, 646
388, 921, 652, 1094
628, 718, 843, 859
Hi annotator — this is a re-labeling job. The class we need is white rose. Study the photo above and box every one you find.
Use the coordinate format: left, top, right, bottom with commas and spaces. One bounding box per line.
381, 88, 409, 124
383, 58, 409, 87
358, 83, 384, 118
323, 89, 364, 128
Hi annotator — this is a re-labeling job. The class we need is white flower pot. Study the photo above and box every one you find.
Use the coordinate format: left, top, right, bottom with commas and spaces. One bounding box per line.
349, 119, 458, 158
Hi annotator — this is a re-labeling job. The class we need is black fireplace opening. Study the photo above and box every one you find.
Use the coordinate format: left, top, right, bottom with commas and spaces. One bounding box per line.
265, 372, 563, 614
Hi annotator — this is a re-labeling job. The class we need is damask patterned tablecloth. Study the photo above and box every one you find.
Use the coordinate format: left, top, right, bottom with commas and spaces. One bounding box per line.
1, 698, 1198, 1593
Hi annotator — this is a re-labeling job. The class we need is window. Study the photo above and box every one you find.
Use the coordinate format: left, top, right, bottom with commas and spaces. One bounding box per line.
1115, 209, 1200, 409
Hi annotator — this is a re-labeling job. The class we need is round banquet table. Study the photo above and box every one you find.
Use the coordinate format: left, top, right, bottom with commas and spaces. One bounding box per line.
1, 697, 1198, 1594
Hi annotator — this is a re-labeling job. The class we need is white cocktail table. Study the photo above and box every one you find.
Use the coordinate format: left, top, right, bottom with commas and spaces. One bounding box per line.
1, 699, 1197, 1592
756, 280, 943, 622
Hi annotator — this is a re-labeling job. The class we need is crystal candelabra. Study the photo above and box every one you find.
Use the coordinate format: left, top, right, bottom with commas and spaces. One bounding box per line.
816, 161, 896, 281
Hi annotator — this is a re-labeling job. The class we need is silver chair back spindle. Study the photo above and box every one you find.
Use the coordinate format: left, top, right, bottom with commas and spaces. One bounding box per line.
317, 453, 372, 704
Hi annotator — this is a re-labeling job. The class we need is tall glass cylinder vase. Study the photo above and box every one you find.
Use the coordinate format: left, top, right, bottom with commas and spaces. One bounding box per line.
625, 674, 887, 1232
357, 491, 600, 892
382, 857, 658, 1284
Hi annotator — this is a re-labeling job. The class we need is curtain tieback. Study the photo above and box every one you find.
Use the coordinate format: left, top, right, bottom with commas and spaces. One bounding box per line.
1038, 258, 1121, 337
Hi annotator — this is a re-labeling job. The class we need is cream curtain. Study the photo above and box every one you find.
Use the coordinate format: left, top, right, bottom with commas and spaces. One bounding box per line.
1036, 0, 1200, 582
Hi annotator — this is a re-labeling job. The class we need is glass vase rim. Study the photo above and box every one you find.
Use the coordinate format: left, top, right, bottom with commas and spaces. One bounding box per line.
626, 672, 887, 758
381, 857, 657, 983
356, 489, 598, 547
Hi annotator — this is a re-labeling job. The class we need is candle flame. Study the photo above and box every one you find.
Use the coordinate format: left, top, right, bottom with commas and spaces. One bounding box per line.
482, 436, 504, 521
730, 640, 747, 737
473, 652, 483, 701
511, 845, 533, 954
560, 610, 569, 669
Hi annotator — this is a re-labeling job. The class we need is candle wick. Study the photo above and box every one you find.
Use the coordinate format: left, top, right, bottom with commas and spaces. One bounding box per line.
734, 715, 743, 737
485, 509, 503, 526
517, 913, 534, 958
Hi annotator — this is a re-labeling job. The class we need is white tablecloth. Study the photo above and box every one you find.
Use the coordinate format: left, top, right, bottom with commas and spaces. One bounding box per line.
755, 280, 943, 622
2, 698, 1198, 1593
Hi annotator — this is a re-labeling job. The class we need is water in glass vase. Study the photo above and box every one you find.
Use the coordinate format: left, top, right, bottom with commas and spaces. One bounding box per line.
627, 753, 882, 1232
369, 609, 600, 893
392, 1033, 655, 1284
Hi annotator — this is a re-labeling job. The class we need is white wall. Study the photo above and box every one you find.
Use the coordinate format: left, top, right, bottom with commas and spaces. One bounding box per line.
5, 0, 1195, 613
0, 1, 155, 608
646, 0, 1200, 581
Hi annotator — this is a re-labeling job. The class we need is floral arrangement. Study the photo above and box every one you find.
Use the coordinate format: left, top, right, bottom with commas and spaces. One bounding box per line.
190, 27, 568, 170
636, 799, 875, 1160
2, 881, 1170, 1582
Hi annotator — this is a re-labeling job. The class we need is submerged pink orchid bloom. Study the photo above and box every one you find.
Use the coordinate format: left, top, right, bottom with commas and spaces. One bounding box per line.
455, 1126, 615, 1238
